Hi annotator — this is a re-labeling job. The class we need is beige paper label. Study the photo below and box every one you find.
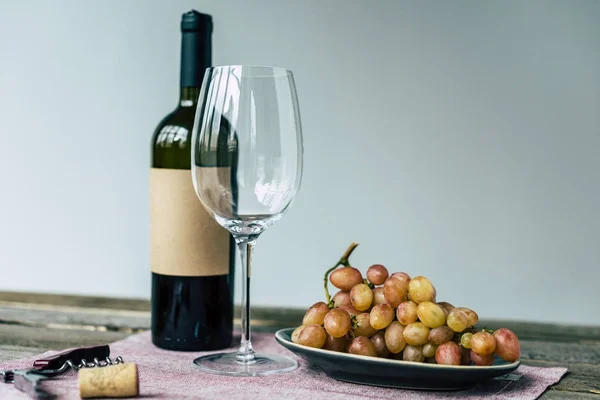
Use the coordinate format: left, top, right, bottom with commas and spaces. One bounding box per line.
150, 168, 229, 276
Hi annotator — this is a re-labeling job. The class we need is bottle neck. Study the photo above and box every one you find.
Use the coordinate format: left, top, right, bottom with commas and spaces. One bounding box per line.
179, 87, 201, 107
180, 28, 211, 96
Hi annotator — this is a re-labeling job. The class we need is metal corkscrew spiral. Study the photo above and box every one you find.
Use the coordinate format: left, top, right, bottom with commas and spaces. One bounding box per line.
41, 356, 124, 376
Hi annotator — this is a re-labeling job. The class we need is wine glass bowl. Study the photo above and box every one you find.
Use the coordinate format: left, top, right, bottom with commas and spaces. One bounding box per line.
190, 65, 303, 376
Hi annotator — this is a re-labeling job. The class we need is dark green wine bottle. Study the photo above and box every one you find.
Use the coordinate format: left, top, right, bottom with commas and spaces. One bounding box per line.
150, 10, 235, 351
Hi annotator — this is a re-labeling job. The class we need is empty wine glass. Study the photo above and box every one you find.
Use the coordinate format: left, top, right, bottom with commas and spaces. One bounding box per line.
190, 65, 303, 376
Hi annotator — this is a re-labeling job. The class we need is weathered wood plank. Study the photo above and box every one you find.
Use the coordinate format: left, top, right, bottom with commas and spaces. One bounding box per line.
0, 291, 148, 311
521, 359, 600, 394
541, 391, 600, 399
0, 324, 129, 350
2, 291, 599, 343
521, 341, 600, 364
0, 345, 42, 362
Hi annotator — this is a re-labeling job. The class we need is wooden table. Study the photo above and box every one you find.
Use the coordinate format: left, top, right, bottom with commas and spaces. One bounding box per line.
0, 291, 598, 399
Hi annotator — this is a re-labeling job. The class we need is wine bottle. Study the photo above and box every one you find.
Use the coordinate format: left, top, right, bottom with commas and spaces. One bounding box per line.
150, 10, 235, 351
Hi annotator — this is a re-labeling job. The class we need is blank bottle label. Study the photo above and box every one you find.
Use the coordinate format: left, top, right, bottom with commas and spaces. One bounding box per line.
150, 168, 229, 276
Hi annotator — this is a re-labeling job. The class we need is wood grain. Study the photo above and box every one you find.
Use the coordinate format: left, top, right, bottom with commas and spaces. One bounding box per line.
1, 291, 599, 398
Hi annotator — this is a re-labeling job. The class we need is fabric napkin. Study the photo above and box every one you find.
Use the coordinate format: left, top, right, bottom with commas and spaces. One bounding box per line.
0, 330, 567, 399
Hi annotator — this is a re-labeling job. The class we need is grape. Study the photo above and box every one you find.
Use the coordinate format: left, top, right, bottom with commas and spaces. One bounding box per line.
460, 332, 473, 349
425, 356, 437, 364
428, 325, 454, 345
302, 302, 330, 326
435, 341, 461, 365
403, 322, 430, 346
332, 291, 351, 308
403, 345, 425, 362
383, 276, 409, 307
350, 283, 373, 311
456, 307, 479, 327
396, 301, 418, 325
471, 331, 496, 356
323, 308, 351, 338
384, 321, 407, 354
372, 287, 387, 306
338, 304, 361, 317
493, 328, 521, 362
370, 331, 390, 358
391, 272, 411, 281
422, 342, 438, 358
347, 336, 378, 357
297, 324, 327, 348
461, 346, 471, 365
370, 303, 394, 330
470, 350, 494, 366
353, 312, 378, 337
322, 334, 348, 352
291, 325, 306, 344
437, 301, 455, 314
367, 264, 389, 285
330, 267, 363, 291
416, 301, 446, 328
408, 276, 436, 304
446, 308, 469, 333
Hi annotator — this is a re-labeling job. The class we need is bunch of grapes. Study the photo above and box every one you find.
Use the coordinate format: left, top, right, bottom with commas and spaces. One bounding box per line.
292, 243, 521, 366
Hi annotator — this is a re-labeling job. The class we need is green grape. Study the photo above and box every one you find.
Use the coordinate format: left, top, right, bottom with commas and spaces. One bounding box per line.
353, 312, 378, 337
302, 302, 330, 326
416, 301, 446, 328
323, 308, 351, 338
471, 331, 496, 356
396, 301, 418, 325
291, 325, 306, 344
403, 322, 430, 346
350, 283, 373, 312
370, 303, 394, 330
367, 264, 389, 285
407, 276, 436, 304
460, 332, 473, 349
347, 336, 378, 357
371, 287, 387, 307
297, 324, 327, 349
330, 267, 363, 291
422, 342, 438, 358
446, 308, 469, 333
384, 321, 407, 354
456, 307, 479, 327
403, 345, 425, 362
428, 326, 454, 345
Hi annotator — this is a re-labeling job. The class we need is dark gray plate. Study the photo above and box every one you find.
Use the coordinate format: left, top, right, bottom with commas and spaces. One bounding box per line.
275, 327, 520, 391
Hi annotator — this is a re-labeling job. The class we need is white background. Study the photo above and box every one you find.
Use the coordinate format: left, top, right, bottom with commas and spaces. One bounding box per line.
0, 0, 598, 325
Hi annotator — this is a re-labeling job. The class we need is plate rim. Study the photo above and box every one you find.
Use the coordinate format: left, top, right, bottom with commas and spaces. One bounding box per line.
275, 327, 521, 371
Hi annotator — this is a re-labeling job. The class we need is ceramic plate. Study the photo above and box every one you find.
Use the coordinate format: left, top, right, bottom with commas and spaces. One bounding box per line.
275, 327, 520, 391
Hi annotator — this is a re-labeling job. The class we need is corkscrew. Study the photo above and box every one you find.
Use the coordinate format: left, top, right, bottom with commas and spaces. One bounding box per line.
1, 344, 125, 399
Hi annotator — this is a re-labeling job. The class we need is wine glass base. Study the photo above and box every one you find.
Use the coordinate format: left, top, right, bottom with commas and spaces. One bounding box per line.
192, 352, 298, 377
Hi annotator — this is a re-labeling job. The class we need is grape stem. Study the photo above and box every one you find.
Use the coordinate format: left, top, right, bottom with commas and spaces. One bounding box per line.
323, 242, 360, 307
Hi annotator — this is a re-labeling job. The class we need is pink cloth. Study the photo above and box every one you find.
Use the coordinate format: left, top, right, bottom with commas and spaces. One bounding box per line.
0, 331, 567, 399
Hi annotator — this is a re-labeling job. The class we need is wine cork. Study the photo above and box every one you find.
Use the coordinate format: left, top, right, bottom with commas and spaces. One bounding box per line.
78, 363, 139, 398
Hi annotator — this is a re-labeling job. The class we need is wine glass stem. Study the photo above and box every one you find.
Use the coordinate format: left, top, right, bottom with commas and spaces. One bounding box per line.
235, 236, 257, 363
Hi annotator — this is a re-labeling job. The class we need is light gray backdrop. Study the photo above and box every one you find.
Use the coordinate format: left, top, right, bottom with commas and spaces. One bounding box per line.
0, 0, 598, 325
